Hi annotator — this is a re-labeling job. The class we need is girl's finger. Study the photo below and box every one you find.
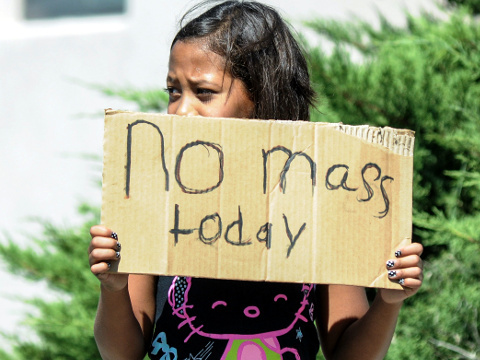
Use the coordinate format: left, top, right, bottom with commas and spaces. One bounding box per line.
387, 267, 423, 282
386, 255, 423, 270
396, 277, 422, 289
90, 261, 111, 276
89, 248, 121, 266
89, 226, 118, 242
394, 242, 423, 258
88, 236, 121, 254
90, 225, 110, 238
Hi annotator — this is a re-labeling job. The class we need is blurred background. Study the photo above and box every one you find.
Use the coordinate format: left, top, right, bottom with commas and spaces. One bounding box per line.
2, 0, 479, 359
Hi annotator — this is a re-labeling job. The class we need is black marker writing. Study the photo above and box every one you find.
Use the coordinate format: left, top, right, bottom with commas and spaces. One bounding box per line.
377, 176, 394, 218
175, 141, 224, 194
325, 164, 357, 191
283, 214, 306, 258
170, 204, 195, 245
199, 213, 222, 244
257, 222, 272, 249
126, 120, 169, 197
358, 163, 381, 202
225, 206, 251, 246
262, 146, 316, 194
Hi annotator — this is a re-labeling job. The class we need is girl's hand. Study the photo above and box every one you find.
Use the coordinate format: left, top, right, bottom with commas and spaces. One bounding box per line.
88, 225, 128, 292
379, 242, 424, 304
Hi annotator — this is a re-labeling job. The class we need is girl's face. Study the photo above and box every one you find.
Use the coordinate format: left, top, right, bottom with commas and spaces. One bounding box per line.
166, 40, 254, 118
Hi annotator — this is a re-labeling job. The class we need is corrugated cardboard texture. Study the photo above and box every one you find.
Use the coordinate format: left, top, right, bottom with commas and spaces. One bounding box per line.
102, 110, 414, 289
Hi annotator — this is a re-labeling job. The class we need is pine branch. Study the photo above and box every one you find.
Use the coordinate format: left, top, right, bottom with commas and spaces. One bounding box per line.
429, 338, 478, 359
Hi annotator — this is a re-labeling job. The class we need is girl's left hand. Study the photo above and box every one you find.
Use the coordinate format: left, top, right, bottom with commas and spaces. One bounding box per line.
379, 242, 424, 304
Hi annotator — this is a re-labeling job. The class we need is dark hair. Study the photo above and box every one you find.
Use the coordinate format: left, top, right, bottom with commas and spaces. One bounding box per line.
172, 0, 316, 121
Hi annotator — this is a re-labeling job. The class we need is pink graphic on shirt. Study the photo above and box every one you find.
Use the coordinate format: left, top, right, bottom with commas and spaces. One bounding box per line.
167, 277, 313, 360
238, 341, 267, 359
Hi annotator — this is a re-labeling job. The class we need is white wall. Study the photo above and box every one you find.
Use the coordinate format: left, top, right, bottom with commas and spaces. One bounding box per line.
0, 0, 439, 350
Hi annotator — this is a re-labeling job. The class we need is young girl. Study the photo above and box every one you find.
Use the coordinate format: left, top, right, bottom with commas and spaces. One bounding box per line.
88, 1, 424, 359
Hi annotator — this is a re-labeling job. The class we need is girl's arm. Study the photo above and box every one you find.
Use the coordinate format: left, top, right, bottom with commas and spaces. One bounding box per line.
317, 243, 423, 360
89, 226, 157, 360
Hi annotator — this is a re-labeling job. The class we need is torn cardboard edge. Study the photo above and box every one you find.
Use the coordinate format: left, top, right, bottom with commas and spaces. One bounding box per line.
101, 110, 414, 289
106, 109, 416, 156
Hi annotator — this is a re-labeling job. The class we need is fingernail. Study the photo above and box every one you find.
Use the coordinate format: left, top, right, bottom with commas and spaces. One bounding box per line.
116, 242, 121, 251
395, 250, 402, 258
398, 278, 405, 286
111, 232, 118, 240
388, 270, 397, 278
115, 251, 121, 259
386, 260, 395, 268
107, 262, 111, 269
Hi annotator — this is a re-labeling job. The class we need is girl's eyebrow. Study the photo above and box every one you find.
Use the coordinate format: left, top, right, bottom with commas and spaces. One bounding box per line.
166, 74, 221, 88
166, 75, 177, 83
193, 79, 220, 87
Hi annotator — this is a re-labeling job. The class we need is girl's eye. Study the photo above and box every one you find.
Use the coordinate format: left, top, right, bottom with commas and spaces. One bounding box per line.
165, 87, 178, 94
165, 87, 180, 102
197, 88, 214, 102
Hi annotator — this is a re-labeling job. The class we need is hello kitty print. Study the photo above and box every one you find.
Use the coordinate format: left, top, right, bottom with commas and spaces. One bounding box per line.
149, 277, 319, 359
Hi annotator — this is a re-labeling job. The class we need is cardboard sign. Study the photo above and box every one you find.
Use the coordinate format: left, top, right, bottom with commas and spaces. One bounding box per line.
101, 110, 414, 289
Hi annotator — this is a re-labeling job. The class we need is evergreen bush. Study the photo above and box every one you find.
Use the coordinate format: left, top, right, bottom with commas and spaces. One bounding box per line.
1, 5, 479, 360
304, 6, 480, 359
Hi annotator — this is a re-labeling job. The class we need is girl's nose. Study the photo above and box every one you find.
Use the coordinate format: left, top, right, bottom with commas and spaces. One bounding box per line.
174, 96, 199, 116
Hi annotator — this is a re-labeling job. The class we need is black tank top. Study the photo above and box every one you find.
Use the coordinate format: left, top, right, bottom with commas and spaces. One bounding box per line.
149, 277, 320, 359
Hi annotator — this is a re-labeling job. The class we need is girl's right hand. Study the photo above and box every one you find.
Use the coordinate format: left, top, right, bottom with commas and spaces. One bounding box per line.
88, 225, 128, 292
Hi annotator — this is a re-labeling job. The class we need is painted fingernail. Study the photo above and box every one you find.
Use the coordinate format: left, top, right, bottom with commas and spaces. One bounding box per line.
388, 270, 397, 278
111, 232, 118, 240
116, 242, 121, 251
115, 251, 121, 259
386, 260, 395, 268
395, 250, 402, 258
398, 278, 405, 286
107, 262, 111, 269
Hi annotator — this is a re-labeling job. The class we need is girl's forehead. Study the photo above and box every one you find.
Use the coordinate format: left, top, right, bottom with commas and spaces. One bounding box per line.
169, 40, 225, 69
